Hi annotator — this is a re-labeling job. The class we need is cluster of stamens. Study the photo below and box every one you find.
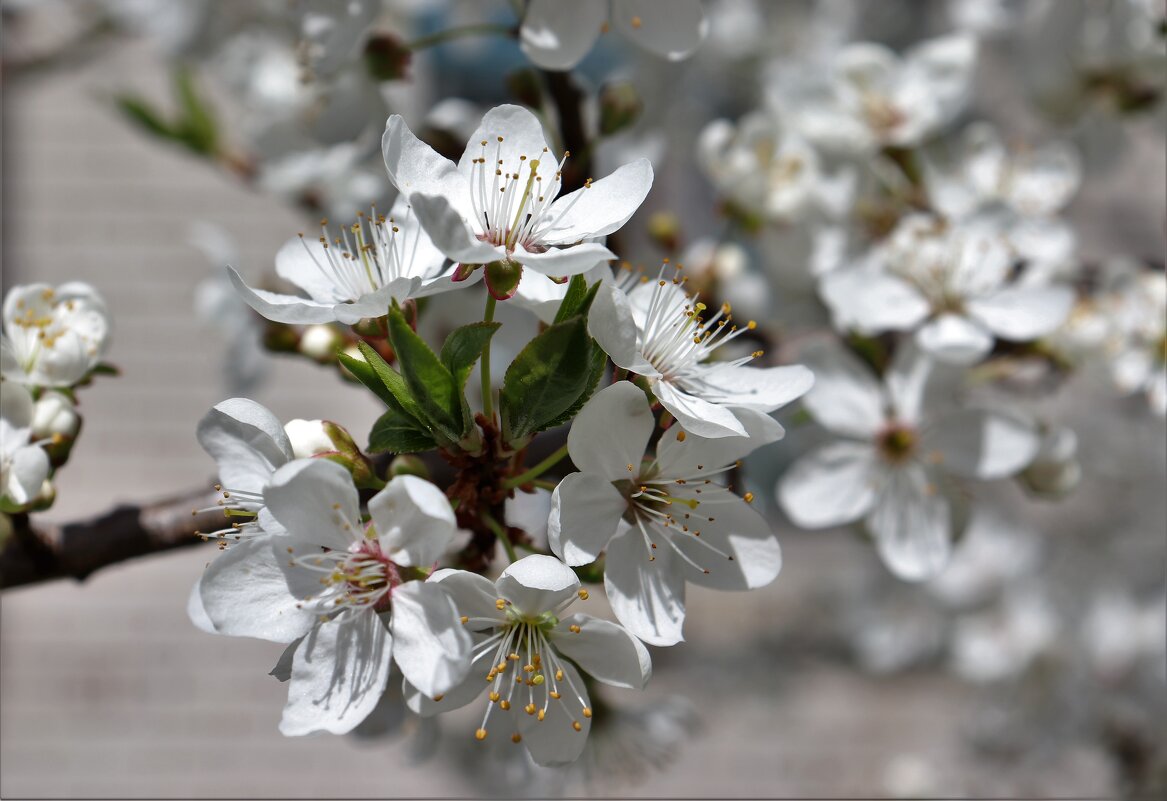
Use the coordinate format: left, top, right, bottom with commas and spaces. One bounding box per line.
192, 484, 265, 548
297, 207, 415, 301
285, 538, 400, 614
7, 290, 92, 365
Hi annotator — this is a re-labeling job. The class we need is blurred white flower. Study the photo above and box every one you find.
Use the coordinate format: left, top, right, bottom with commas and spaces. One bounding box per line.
404, 554, 651, 767
928, 509, 1041, 608
1019, 424, 1081, 498
778, 341, 1040, 581
257, 141, 388, 221
1082, 590, 1167, 682
30, 389, 79, 440
0, 382, 50, 507
820, 214, 1075, 364
1, 282, 110, 388
294, 0, 378, 80
519, 0, 707, 71
549, 381, 785, 645
1104, 268, 1166, 415
950, 588, 1058, 682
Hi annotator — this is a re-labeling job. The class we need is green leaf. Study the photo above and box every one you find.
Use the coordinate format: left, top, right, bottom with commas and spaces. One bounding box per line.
541, 336, 607, 431
500, 315, 597, 443
114, 95, 176, 140
440, 321, 501, 389
385, 308, 466, 441
368, 409, 438, 454
172, 64, 218, 156
337, 350, 397, 408
553, 276, 601, 324
354, 341, 425, 421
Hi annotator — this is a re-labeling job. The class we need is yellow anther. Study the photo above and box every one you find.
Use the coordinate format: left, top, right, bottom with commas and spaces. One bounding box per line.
627, 464, 635, 472
744, 492, 755, 503
460, 616, 469, 624
578, 589, 589, 600
631, 15, 642, 28
572, 721, 583, 731
496, 598, 506, 610
582, 707, 592, 718
549, 690, 561, 699
433, 694, 444, 702
489, 691, 501, 702
475, 728, 487, 741
555, 669, 564, 681
676, 431, 687, 442
569, 624, 581, 634
499, 700, 511, 711
532, 674, 545, 685
511, 733, 522, 743
524, 703, 537, 715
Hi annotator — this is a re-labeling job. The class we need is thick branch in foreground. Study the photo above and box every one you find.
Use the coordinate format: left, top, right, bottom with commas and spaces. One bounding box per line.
0, 488, 220, 590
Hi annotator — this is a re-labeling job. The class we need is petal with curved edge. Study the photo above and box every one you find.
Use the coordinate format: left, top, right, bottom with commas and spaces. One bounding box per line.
669, 486, 781, 590
199, 535, 316, 644
196, 397, 293, 494
926, 409, 1039, 480
274, 236, 344, 304
407, 193, 504, 265
612, 0, 707, 61
368, 474, 457, 567
567, 381, 655, 482
187, 579, 217, 634
819, 268, 931, 335
456, 105, 554, 183
402, 665, 484, 716
511, 242, 616, 277
279, 609, 394, 736
226, 266, 338, 325
656, 407, 784, 480
587, 284, 659, 375
332, 278, 421, 325
540, 160, 654, 244
516, 660, 590, 766
519, 0, 606, 70
6, 447, 48, 505
497, 554, 581, 616
797, 340, 886, 437
778, 441, 881, 528
389, 581, 472, 698
382, 114, 475, 221
654, 379, 747, 439
604, 524, 687, 646
551, 614, 651, 689
883, 342, 939, 426
428, 568, 504, 625
966, 285, 1074, 341
686, 362, 815, 413
915, 313, 993, 365
548, 472, 627, 566
264, 458, 361, 552
865, 465, 952, 582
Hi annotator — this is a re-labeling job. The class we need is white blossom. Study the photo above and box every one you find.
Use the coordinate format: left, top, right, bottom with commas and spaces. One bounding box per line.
0, 382, 50, 507
1, 282, 111, 388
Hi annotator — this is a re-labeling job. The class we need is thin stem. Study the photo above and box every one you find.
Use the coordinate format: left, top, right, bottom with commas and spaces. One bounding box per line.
503, 443, 569, 489
481, 293, 497, 421
406, 23, 513, 51
482, 510, 517, 564
532, 479, 558, 491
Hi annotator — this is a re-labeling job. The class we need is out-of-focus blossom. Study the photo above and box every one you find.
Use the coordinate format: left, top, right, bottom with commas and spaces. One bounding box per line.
1081, 590, 1167, 682
382, 104, 652, 295
257, 141, 388, 221
519, 0, 708, 71
30, 390, 80, 441
229, 195, 465, 325
1, 282, 110, 388
778, 342, 1040, 580
928, 510, 1041, 608
775, 34, 978, 154
950, 588, 1058, 682
1019, 424, 1081, 498
404, 555, 651, 767
549, 381, 785, 644
293, 0, 378, 80
1104, 267, 1166, 415
589, 266, 813, 437
820, 214, 1075, 365
0, 382, 50, 507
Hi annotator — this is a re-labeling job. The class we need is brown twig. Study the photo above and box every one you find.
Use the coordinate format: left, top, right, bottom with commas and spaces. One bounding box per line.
0, 487, 221, 590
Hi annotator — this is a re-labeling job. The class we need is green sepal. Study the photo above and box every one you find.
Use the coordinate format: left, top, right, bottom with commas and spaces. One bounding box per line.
500, 315, 595, 444
385, 306, 467, 441
368, 409, 438, 455
440, 321, 502, 389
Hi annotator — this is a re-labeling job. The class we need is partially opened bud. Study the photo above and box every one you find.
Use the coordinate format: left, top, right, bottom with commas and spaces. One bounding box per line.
299, 325, 342, 362
599, 81, 643, 137
32, 391, 80, 440
284, 419, 335, 458
388, 454, 429, 480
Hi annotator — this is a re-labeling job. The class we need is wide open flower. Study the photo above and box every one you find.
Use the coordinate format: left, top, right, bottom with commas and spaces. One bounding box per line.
819, 214, 1075, 365
589, 266, 814, 438
0, 382, 50, 507
382, 104, 652, 296
1, 282, 110, 388
228, 194, 465, 325
777, 341, 1040, 581
548, 381, 784, 645
403, 554, 650, 767
198, 458, 471, 736
519, 0, 707, 71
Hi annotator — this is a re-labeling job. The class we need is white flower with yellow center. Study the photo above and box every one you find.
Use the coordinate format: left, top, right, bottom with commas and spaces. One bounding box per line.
589, 266, 814, 438
548, 381, 785, 645
1, 282, 110, 388
382, 104, 652, 297
197, 458, 471, 736
402, 554, 650, 767
228, 194, 466, 325
0, 382, 50, 508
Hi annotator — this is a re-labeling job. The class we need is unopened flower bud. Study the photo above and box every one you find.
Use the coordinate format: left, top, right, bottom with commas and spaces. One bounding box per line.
32, 391, 80, 440
364, 33, 411, 81
388, 454, 430, 480
299, 325, 342, 362
599, 81, 643, 137
1020, 425, 1081, 499
285, 419, 335, 458
31, 478, 56, 511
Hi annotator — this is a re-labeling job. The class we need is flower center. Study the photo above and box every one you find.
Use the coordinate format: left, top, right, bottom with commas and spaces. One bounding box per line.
861, 93, 906, 135
288, 538, 401, 613
297, 208, 413, 301
192, 484, 265, 547
877, 424, 918, 463
7, 289, 77, 366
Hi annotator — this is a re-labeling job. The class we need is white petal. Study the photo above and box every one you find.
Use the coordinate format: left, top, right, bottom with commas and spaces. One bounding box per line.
819, 268, 931, 335
186, 579, 217, 634
519, 0, 605, 70
916, 313, 994, 365
456, 105, 553, 183
226, 266, 338, 325
796, 339, 886, 438
6, 447, 48, 505
966, 285, 1074, 341
428, 568, 504, 623
407, 193, 504, 265
382, 114, 475, 221
0, 380, 34, 429
612, 0, 708, 61
403, 667, 484, 716
685, 362, 815, 413
1006, 142, 1081, 216
882, 343, 938, 426
198, 535, 316, 644
264, 458, 361, 552
279, 609, 393, 736
368, 475, 457, 567
548, 472, 627, 566
778, 441, 881, 528
497, 554, 581, 616
603, 525, 687, 646
389, 581, 472, 698
926, 409, 1039, 480
516, 660, 590, 766
654, 379, 747, 438
587, 284, 658, 375
655, 407, 784, 479
540, 159, 654, 244
273, 236, 345, 303
567, 381, 654, 482
865, 465, 952, 582
196, 397, 293, 494
512, 242, 616, 277
551, 614, 651, 689
671, 487, 781, 591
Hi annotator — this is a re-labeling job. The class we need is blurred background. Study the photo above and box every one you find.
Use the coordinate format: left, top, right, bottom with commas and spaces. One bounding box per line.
1, 0, 1165, 797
